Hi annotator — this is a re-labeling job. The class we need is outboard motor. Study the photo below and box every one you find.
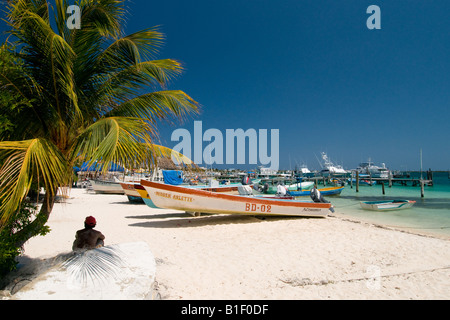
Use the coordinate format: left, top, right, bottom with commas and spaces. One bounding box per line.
310, 187, 335, 213
241, 175, 250, 185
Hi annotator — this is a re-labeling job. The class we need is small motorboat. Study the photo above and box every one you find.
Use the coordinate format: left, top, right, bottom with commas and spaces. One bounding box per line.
289, 186, 344, 197
360, 200, 416, 211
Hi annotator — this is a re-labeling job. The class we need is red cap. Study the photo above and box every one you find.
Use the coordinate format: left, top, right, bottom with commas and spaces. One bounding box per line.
85, 216, 96, 227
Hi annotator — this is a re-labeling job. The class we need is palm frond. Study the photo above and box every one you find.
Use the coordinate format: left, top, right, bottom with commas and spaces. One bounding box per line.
152, 144, 196, 169
6, 3, 81, 128
0, 139, 69, 226
98, 27, 164, 67
63, 245, 124, 288
71, 117, 196, 171
97, 59, 185, 104
70, 117, 156, 170
108, 90, 200, 124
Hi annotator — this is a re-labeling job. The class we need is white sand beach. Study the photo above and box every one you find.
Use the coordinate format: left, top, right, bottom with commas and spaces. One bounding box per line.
9, 188, 450, 299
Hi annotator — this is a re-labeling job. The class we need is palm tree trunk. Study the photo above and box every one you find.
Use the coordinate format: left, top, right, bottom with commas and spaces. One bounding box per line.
13, 189, 57, 248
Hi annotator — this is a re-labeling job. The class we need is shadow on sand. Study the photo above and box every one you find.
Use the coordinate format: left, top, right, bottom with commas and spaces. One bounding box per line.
126, 212, 316, 229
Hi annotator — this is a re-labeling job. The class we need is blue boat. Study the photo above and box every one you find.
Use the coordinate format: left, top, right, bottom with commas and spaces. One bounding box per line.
289, 186, 344, 197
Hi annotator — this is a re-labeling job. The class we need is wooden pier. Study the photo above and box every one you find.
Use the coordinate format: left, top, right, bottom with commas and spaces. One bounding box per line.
300, 170, 434, 198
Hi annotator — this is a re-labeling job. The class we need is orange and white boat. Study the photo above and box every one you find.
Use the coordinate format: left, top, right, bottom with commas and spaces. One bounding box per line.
119, 182, 145, 203
140, 180, 332, 217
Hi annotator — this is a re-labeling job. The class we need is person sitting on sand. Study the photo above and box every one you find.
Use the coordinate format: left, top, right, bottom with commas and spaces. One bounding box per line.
72, 216, 105, 251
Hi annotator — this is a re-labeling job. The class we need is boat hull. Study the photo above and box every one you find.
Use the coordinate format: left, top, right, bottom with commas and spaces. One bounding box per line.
90, 179, 124, 194
120, 182, 145, 203
290, 186, 344, 197
360, 200, 416, 211
141, 180, 331, 217
135, 185, 161, 209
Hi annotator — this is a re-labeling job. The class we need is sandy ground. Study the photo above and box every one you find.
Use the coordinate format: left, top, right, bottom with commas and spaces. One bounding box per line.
6, 188, 450, 299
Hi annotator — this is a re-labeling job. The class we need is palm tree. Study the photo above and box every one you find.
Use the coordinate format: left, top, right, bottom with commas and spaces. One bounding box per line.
0, 0, 199, 247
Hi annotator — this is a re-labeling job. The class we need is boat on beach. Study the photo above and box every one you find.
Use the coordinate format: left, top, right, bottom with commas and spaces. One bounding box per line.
90, 179, 125, 194
136, 181, 242, 209
360, 200, 416, 211
134, 184, 161, 208
120, 182, 145, 203
141, 180, 332, 217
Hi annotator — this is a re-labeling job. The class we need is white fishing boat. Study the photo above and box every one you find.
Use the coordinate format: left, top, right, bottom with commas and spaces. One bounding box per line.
141, 180, 332, 218
360, 200, 416, 211
90, 179, 124, 194
319, 152, 347, 176
356, 159, 389, 179
299, 164, 311, 174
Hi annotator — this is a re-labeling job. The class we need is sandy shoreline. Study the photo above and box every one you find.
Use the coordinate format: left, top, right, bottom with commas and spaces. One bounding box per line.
6, 188, 450, 299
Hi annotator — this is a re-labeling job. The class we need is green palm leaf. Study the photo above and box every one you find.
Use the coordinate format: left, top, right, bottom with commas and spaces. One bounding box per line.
0, 139, 68, 225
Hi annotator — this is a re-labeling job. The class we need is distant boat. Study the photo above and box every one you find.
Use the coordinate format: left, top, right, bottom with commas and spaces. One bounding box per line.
299, 164, 311, 174
360, 200, 416, 211
90, 179, 124, 194
289, 186, 344, 197
356, 159, 389, 179
319, 152, 347, 176
141, 180, 333, 218
347, 178, 377, 186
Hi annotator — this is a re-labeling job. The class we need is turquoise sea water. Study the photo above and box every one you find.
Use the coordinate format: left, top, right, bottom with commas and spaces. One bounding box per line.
327, 171, 450, 238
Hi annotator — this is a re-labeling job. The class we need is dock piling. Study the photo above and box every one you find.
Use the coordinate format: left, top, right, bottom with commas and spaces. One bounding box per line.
421, 181, 425, 198
356, 171, 359, 193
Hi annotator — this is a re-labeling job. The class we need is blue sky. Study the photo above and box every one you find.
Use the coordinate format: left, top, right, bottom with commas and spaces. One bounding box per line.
131, 0, 450, 171
2, 1, 449, 170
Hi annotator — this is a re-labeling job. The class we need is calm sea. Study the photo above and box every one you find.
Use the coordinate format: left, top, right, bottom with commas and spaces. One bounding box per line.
328, 171, 450, 239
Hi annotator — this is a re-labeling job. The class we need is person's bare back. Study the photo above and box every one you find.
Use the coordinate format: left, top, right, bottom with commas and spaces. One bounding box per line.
72, 216, 105, 250
73, 228, 105, 249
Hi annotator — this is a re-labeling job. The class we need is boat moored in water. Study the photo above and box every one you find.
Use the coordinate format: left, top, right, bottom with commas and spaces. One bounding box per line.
289, 186, 344, 197
356, 159, 389, 179
360, 200, 416, 211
